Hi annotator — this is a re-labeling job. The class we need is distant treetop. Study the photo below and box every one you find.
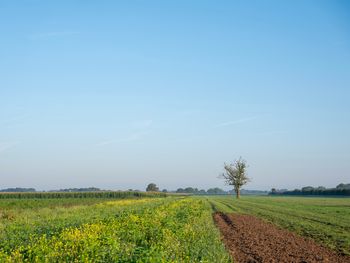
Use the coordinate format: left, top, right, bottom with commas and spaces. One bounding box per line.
146, 183, 159, 192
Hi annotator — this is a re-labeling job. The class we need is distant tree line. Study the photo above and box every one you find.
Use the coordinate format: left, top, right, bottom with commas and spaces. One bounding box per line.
174, 187, 267, 195
0, 191, 167, 199
0, 187, 103, 193
0, 188, 36, 192
0, 184, 269, 197
175, 187, 226, 195
269, 183, 350, 196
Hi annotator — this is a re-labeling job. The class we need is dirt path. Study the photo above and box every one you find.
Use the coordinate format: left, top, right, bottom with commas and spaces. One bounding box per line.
214, 212, 350, 263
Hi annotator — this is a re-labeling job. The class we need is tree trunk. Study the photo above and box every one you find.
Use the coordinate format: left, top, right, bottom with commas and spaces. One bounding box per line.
236, 189, 240, 199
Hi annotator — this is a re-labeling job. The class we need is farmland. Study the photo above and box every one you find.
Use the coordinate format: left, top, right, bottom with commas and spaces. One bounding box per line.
0, 193, 349, 262
208, 195, 350, 256
0, 194, 230, 262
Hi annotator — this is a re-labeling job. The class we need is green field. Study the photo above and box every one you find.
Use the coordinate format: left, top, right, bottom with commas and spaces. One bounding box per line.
208, 195, 350, 255
0, 194, 349, 262
0, 195, 230, 262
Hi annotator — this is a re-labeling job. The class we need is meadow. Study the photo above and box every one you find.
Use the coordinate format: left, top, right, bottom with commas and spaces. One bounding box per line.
0, 193, 349, 262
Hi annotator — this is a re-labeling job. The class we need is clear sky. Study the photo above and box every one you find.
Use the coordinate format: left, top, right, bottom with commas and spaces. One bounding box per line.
0, 1, 349, 191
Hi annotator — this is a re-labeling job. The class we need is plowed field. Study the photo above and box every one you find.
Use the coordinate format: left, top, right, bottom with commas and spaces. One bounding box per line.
214, 212, 350, 263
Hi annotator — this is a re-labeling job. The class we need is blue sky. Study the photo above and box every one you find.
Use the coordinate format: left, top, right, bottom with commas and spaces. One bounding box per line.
0, 0, 349, 191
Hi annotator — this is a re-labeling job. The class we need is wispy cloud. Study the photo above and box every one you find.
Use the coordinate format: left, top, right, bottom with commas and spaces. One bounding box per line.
215, 116, 257, 127
0, 141, 20, 153
29, 31, 80, 40
96, 132, 148, 147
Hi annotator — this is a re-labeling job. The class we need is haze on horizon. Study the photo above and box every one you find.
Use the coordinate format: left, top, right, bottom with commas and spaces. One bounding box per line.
1, 1, 349, 191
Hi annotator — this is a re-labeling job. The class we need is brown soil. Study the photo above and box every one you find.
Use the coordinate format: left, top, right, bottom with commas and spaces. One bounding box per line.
214, 212, 350, 263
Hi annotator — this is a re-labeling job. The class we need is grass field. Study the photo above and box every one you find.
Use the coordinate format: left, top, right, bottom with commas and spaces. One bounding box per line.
0, 194, 349, 261
208, 195, 350, 256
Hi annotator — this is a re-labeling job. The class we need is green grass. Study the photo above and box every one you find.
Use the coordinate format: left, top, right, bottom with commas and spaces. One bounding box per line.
0, 197, 231, 262
0, 197, 172, 252
0, 198, 110, 210
207, 195, 350, 255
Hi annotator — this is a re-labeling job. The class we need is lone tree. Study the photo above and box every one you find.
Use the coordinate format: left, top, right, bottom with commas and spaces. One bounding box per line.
220, 157, 250, 199
146, 183, 159, 192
